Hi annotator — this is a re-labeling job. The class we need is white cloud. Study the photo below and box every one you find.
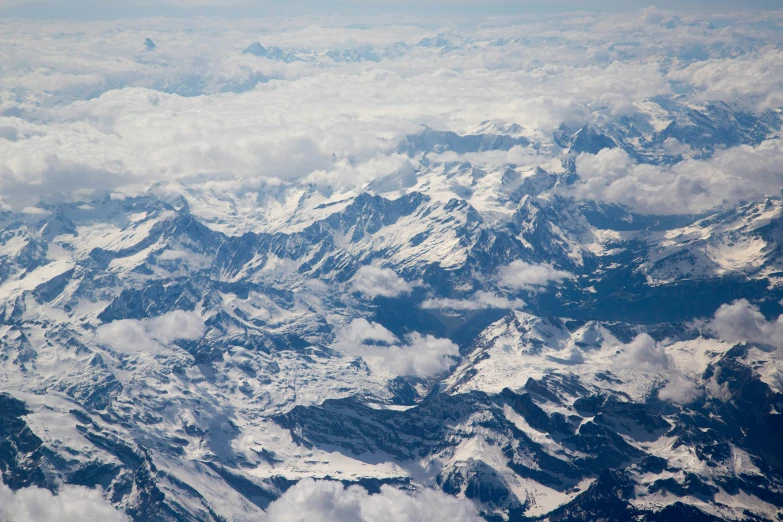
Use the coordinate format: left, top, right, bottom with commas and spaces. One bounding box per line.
146, 309, 207, 344
307, 154, 416, 191
21, 206, 51, 215
658, 374, 703, 404
662, 137, 690, 157
0, 480, 129, 522
571, 140, 783, 215
615, 333, 670, 372
640, 6, 667, 24
0, 12, 780, 217
706, 299, 783, 348
497, 261, 574, 291
0, 11, 689, 208
655, 301, 783, 403
335, 317, 398, 345
96, 310, 205, 353
352, 266, 414, 299
264, 479, 481, 522
333, 318, 458, 377
302, 278, 330, 293
421, 290, 524, 310
667, 49, 783, 110
387, 333, 461, 377
96, 319, 159, 353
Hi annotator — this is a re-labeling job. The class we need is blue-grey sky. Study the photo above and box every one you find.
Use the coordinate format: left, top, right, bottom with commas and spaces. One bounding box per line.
1, 0, 781, 19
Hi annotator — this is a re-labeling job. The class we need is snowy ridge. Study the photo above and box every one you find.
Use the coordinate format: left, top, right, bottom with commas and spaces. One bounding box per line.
1, 155, 783, 519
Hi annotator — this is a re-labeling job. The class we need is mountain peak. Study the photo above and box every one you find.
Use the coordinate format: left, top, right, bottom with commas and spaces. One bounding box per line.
242, 41, 267, 56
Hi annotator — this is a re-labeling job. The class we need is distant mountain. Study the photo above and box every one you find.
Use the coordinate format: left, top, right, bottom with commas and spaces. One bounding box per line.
242, 41, 297, 62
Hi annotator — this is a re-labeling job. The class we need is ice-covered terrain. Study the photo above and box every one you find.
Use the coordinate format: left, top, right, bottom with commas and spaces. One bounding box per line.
2, 7, 783, 522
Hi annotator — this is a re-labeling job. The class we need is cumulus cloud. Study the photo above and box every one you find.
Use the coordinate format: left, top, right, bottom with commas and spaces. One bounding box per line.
264, 479, 481, 522
352, 266, 414, 299
0, 480, 129, 522
616, 302, 783, 400
333, 318, 458, 377
335, 317, 398, 345
571, 140, 783, 215
96, 319, 159, 353
497, 261, 574, 291
308, 154, 416, 192
657, 301, 783, 402
658, 374, 703, 405
668, 49, 783, 110
421, 290, 525, 310
662, 137, 690, 157
95, 310, 206, 353
615, 333, 670, 371
705, 299, 783, 348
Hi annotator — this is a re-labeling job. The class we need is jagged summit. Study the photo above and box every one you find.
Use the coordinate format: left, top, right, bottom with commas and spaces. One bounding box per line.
242, 41, 266, 56
143, 37, 156, 50
242, 41, 296, 62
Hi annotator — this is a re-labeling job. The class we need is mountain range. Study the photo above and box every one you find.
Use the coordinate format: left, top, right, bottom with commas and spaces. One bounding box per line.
1, 93, 783, 521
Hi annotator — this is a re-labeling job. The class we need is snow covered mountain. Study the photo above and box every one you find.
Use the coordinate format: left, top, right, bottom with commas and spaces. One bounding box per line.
1, 95, 783, 521
2, 9, 783, 522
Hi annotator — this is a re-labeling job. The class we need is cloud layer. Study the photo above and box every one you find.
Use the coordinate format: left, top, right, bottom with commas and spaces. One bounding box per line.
0, 9, 781, 217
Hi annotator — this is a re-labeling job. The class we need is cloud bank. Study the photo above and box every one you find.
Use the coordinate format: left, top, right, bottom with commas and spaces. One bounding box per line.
0, 9, 781, 218
706, 299, 783, 348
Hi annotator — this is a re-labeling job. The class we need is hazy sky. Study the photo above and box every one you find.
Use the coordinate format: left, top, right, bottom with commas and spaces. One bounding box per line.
2, 0, 781, 19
